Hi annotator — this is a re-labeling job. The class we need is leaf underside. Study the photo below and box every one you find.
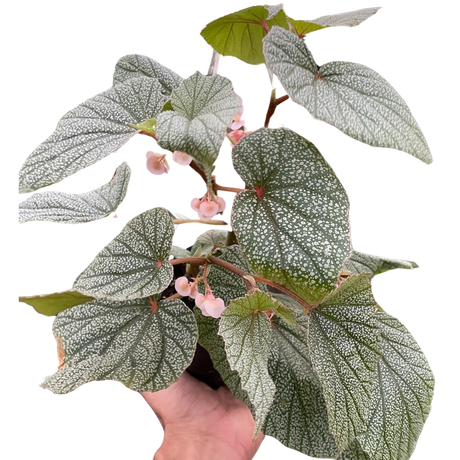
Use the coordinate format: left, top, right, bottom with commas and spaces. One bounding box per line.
19, 290, 94, 316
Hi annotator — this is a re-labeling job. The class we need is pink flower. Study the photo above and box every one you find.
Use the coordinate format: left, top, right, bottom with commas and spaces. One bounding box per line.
228, 130, 252, 146
173, 151, 193, 166
146, 151, 169, 175
175, 276, 192, 296
231, 106, 245, 130
215, 196, 226, 212
199, 200, 219, 218
202, 297, 226, 318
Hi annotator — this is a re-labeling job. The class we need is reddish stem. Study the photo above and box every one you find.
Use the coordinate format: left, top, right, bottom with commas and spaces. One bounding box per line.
139, 131, 157, 140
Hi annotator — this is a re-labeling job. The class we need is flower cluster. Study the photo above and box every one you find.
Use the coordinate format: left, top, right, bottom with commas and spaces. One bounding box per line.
191, 195, 226, 220
175, 276, 226, 318
146, 150, 192, 175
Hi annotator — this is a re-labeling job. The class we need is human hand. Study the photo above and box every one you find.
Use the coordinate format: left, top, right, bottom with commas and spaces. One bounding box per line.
141, 372, 264, 460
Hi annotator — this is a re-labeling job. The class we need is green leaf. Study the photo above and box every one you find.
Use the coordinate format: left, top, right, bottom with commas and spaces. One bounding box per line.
113, 54, 183, 96
200, 5, 289, 65
129, 118, 157, 134
287, 17, 330, 38
196, 245, 267, 306
338, 440, 371, 460
355, 312, 434, 460
308, 3, 385, 30
263, 27, 432, 163
219, 298, 275, 433
73, 208, 174, 300
345, 251, 418, 278
42, 298, 197, 394
156, 72, 242, 167
232, 128, 351, 304
308, 274, 381, 449
264, 312, 338, 457
19, 162, 130, 224
19, 77, 166, 193
19, 291, 94, 316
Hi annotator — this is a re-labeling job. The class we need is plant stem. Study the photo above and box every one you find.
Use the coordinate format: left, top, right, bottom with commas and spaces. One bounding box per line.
139, 131, 157, 140
214, 184, 244, 193
264, 90, 289, 128
172, 219, 228, 226
170, 256, 313, 312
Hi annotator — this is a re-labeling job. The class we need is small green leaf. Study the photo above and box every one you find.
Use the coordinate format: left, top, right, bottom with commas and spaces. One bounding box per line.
232, 128, 351, 304
73, 208, 174, 300
195, 229, 229, 249
19, 291, 95, 316
113, 54, 183, 96
308, 274, 381, 449
156, 72, 242, 167
345, 251, 418, 278
355, 312, 434, 460
129, 118, 157, 134
19, 77, 166, 193
219, 299, 275, 433
200, 5, 289, 65
263, 27, 432, 163
19, 163, 130, 224
287, 19, 324, 36
170, 245, 192, 259
42, 298, 197, 393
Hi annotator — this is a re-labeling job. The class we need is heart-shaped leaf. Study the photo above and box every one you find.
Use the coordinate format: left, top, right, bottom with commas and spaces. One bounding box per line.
355, 311, 434, 460
264, 312, 338, 457
219, 294, 275, 433
156, 72, 242, 167
73, 207, 174, 300
42, 297, 197, 393
19, 291, 94, 316
345, 250, 418, 278
19, 162, 130, 224
200, 5, 289, 65
263, 27, 432, 163
232, 128, 351, 304
19, 77, 166, 193
113, 54, 183, 96
308, 3, 385, 30
308, 274, 381, 449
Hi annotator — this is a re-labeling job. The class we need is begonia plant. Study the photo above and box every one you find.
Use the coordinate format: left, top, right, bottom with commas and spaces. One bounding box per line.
18, 4, 434, 460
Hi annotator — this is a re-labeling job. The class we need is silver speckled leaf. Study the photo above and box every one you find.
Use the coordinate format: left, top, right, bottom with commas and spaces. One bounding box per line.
338, 440, 371, 460
19, 77, 166, 193
113, 54, 183, 96
19, 162, 130, 224
219, 298, 275, 433
73, 208, 174, 300
345, 251, 418, 278
42, 298, 197, 394
170, 245, 192, 259
263, 27, 432, 163
355, 312, 434, 460
156, 72, 242, 166
232, 128, 351, 304
312, 7, 381, 28
264, 312, 338, 457
266, 4, 284, 21
308, 274, 381, 450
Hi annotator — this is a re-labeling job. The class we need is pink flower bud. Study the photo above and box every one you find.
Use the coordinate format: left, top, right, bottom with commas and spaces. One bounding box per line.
175, 276, 191, 296
215, 196, 226, 212
231, 119, 245, 130
189, 282, 198, 299
191, 198, 201, 212
228, 130, 252, 146
199, 200, 219, 218
203, 297, 226, 318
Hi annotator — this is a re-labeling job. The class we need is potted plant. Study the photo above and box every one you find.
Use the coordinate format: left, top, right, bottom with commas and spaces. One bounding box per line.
17, 4, 434, 459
